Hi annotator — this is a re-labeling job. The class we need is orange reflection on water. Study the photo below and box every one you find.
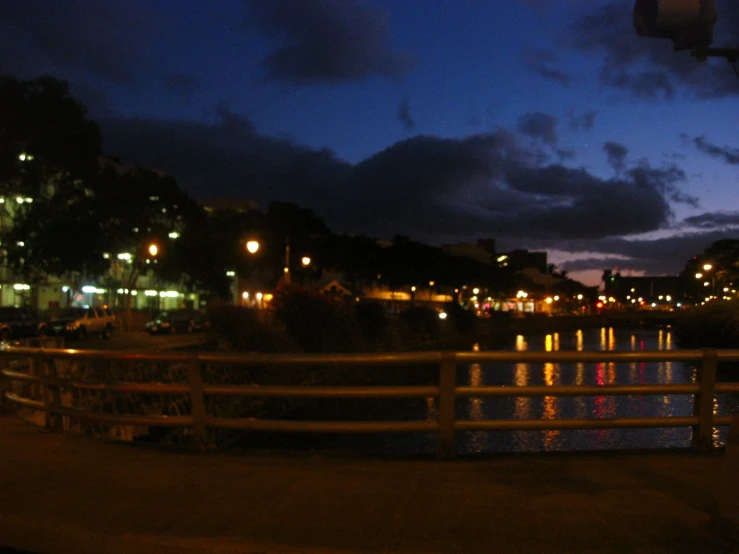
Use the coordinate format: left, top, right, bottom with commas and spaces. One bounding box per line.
516, 335, 527, 352
542, 394, 560, 450
545, 334, 553, 352
468, 363, 483, 421
544, 362, 560, 386
576, 330, 583, 351
606, 362, 617, 385
513, 362, 530, 419
575, 363, 585, 386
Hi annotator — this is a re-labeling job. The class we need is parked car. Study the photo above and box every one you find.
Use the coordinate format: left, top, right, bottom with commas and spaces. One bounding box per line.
145, 310, 205, 334
0, 306, 50, 342
49, 306, 117, 340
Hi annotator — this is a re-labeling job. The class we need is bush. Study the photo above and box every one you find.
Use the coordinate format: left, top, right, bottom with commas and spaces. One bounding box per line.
445, 302, 477, 336
399, 306, 440, 342
271, 284, 363, 352
674, 301, 739, 348
354, 301, 390, 344
206, 302, 297, 352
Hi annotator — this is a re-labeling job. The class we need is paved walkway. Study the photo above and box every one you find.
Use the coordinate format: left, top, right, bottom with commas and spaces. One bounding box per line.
1, 415, 738, 554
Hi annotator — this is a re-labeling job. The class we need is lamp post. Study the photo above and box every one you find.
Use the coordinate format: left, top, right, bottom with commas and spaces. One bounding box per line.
696, 263, 716, 300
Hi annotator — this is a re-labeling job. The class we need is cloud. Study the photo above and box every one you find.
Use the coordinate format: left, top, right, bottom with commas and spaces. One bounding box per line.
683, 212, 739, 229
100, 105, 352, 214
100, 107, 702, 273
516, 112, 558, 145
567, 109, 597, 131
568, 0, 739, 99
0, 0, 158, 84
162, 73, 201, 97
397, 97, 415, 132
603, 141, 628, 172
685, 135, 739, 165
247, 0, 416, 85
523, 48, 571, 87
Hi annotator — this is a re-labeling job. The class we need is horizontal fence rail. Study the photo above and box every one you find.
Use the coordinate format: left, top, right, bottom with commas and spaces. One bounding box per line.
1, 346, 739, 457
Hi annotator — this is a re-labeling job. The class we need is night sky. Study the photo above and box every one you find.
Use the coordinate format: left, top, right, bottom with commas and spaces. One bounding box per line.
3, 0, 739, 286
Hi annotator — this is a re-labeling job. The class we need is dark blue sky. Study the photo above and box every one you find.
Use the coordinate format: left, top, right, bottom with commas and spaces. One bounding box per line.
3, 0, 739, 285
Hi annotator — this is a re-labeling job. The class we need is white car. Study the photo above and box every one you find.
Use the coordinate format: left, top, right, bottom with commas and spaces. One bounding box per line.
50, 306, 117, 340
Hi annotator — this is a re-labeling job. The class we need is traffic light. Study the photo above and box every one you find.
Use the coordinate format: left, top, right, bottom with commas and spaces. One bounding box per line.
633, 0, 717, 51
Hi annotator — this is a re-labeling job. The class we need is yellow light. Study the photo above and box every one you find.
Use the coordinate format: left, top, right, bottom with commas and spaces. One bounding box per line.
301, 256, 311, 266
256, 292, 263, 300
411, 286, 416, 292
242, 292, 249, 299
429, 281, 435, 286
246, 240, 260, 254
577, 294, 583, 300
545, 297, 553, 304
666, 295, 672, 301
695, 273, 703, 279
473, 288, 480, 295
553, 295, 560, 301
148, 244, 159, 257
703, 263, 712, 271
264, 293, 273, 302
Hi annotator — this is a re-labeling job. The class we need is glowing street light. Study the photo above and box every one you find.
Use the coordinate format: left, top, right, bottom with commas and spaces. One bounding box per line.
246, 240, 260, 254
148, 243, 159, 257
301, 256, 311, 267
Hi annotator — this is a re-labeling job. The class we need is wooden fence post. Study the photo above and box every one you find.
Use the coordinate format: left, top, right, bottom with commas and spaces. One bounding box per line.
437, 352, 457, 459
693, 348, 717, 452
0, 353, 8, 413
186, 356, 208, 452
43, 356, 63, 432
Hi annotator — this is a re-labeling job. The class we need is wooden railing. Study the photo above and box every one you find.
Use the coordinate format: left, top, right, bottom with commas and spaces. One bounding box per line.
1, 346, 739, 457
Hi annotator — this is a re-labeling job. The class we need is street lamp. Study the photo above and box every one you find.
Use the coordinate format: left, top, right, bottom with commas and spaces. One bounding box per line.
301, 256, 311, 267
246, 240, 260, 254
147, 243, 159, 257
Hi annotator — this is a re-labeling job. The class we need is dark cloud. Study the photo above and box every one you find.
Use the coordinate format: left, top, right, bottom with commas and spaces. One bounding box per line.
567, 109, 597, 131
398, 97, 415, 132
523, 48, 571, 87
516, 112, 558, 145
100, 107, 698, 256
0, 0, 157, 84
568, 0, 739, 99
162, 73, 201, 96
628, 162, 699, 207
556, 148, 576, 162
603, 141, 628, 172
685, 135, 739, 165
683, 212, 739, 229
100, 106, 352, 215
537, 230, 739, 276
247, 0, 416, 85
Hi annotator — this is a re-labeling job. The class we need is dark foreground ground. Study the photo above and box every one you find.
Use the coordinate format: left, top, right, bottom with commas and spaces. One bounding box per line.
1, 416, 739, 554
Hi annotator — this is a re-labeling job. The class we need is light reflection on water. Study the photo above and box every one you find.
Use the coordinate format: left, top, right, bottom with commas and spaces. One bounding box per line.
456, 326, 739, 455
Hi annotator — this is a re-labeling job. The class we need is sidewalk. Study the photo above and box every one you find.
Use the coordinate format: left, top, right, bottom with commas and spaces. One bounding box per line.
1, 415, 737, 554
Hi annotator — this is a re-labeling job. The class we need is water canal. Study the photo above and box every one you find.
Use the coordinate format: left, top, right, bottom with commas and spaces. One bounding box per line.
323, 326, 739, 456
